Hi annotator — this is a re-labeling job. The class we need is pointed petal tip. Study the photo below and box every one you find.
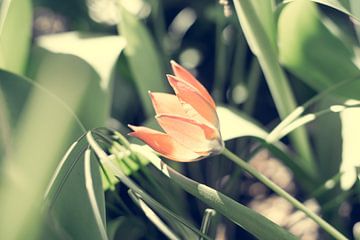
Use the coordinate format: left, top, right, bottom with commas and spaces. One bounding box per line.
170, 59, 179, 67
148, 90, 154, 99
166, 73, 175, 79
127, 124, 139, 132
170, 60, 184, 74
166, 74, 180, 84
127, 125, 135, 134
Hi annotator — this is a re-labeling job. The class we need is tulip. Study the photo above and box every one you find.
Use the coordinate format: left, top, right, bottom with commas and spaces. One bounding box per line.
128, 61, 223, 162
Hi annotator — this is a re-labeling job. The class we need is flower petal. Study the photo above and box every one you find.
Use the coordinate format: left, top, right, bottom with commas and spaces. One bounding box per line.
148, 92, 187, 116
170, 60, 216, 108
155, 114, 219, 153
167, 75, 219, 127
128, 125, 201, 162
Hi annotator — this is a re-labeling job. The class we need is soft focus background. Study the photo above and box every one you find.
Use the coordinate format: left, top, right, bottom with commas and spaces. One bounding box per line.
1, 0, 360, 239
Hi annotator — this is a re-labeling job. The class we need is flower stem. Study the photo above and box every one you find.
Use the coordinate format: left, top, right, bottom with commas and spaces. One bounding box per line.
221, 148, 347, 240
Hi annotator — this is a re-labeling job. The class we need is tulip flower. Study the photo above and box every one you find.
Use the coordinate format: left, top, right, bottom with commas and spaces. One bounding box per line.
128, 61, 224, 162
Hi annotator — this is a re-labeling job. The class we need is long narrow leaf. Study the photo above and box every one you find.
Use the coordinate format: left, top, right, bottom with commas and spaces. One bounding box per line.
130, 145, 297, 240
128, 190, 180, 240
84, 149, 109, 240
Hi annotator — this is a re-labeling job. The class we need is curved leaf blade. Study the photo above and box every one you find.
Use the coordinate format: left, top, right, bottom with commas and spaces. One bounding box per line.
278, 0, 360, 100
131, 145, 297, 240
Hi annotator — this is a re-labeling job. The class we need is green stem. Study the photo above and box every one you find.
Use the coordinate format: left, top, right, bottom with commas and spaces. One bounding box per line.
243, 58, 260, 115
213, 16, 227, 102
232, 0, 315, 175
222, 148, 347, 240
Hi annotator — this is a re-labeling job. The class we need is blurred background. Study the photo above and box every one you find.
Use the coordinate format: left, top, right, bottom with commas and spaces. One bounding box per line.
1, 0, 360, 239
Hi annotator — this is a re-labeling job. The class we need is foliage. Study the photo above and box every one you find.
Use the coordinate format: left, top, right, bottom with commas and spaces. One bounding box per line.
1, 0, 360, 239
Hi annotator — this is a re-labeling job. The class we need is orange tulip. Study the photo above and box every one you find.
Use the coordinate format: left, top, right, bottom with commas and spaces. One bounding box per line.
128, 61, 223, 162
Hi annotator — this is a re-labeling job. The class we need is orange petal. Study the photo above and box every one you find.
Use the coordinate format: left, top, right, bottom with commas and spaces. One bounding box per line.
170, 60, 216, 108
155, 114, 218, 153
128, 125, 202, 162
148, 92, 187, 116
167, 75, 219, 127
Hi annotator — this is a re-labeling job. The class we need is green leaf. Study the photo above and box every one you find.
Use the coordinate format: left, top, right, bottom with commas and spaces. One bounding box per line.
107, 217, 146, 240
217, 106, 315, 188
285, 0, 358, 20
251, 0, 277, 51
339, 100, 360, 190
131, 145, 297, 240
0, 32, 125, 239
84, 149, 108, 240
234, 0, 316, 172
37, 32, 126, 89
128, 190, 181, 240
0, 0, 32, 74
86, 132, 212, 240
217, 106, 267, 141
117, 2, 167, 117
0, 67, 102, 239
278, 0, 360, 100
313, 98, 343, 183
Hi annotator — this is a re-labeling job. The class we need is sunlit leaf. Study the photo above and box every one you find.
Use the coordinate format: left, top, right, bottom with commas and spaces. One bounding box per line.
117, 2, 167, 117
278, 0, 360, 100
252, 0, 277, 51
0, 31, 125, 238
130, 145, 297, 240
37, 32, 126, 89
0, 0, 32, 74
217, 106, 267, 141
339, 100, 360, 190
285, 0, 359, 20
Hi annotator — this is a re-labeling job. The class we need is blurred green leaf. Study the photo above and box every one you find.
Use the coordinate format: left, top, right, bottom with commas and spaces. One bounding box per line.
0, 0, 32, 74
285, 0, 359, 20
0, 66, 101, 239
313, 98, 343, 182
311, 98, 344, 210
37, 32, 126, 89
107, 217, 146, 240
252, 0, 277, 51
0, 31, 125, 239
117, 2, 167, 117
131, 145, 297, 240
278, 0, 360, 100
